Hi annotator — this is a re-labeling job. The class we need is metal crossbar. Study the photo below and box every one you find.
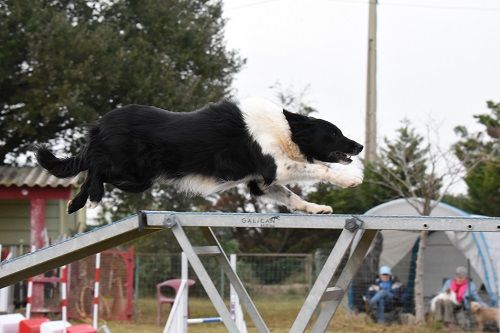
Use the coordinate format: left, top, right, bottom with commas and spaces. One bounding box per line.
1, 211, 499, 333
145, 211, 500, 231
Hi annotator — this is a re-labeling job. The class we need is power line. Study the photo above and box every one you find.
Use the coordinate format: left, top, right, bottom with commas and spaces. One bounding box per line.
324, 0, 366, 5
324, 0, 500, 12
226, 0, 500, 12
381, 1, 500, 12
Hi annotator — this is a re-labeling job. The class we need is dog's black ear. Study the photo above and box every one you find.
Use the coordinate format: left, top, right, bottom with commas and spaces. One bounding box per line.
283, 110, 314, 131
283, 109, 309, 121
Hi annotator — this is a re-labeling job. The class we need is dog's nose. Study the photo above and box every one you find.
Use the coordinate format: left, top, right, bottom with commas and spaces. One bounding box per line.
354, 143, 364, 154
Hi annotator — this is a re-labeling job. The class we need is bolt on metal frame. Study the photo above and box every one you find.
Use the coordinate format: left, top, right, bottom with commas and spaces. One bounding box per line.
0, 211, 499, 333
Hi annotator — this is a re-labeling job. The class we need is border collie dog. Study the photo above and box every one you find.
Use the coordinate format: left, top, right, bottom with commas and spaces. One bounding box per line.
36, 98, 363, 214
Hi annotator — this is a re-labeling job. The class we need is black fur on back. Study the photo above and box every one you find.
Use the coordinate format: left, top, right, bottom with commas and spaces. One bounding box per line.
36, 100, 277, 213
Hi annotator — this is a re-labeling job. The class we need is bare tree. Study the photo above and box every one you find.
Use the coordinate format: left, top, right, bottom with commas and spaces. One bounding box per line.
270, 82, 317, 116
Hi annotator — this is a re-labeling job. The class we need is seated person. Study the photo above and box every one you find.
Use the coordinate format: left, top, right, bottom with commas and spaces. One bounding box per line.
364, 266, 404, 324
431, 266, 486, 328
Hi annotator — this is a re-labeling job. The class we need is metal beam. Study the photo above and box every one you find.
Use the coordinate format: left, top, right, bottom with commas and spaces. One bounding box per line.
312, 230, 378, 332
145, 211, 500, 232
169, 223, 241, 333
201, 227, 270, 333
290, 228, 358, 333
0, 214, 162, 288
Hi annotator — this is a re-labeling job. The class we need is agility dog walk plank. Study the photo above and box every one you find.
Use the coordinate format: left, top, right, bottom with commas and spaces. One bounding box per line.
144, 211, 500, 231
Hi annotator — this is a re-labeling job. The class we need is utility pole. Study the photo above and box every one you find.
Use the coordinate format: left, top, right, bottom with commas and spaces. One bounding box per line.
365, 0, 377, 162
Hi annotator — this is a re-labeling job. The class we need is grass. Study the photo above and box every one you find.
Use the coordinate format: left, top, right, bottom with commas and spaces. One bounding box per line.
101, 297, 450, 333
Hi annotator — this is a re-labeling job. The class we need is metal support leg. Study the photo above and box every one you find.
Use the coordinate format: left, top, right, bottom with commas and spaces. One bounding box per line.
200, 227, 270, 333
289, 228, 359, 333
170, 222, 240, 333
169, 219, 270, 333
311, 229, 377, 333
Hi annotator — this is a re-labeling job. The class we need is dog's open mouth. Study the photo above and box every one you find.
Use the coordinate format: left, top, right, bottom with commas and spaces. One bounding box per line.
332, 151, 353, 164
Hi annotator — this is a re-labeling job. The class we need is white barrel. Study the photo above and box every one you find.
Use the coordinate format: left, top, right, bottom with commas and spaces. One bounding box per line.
0, 313, 25, 333
40, 320, 71, 333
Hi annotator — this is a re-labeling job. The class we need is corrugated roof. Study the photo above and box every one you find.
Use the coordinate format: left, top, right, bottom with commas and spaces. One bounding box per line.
0, 166, 82, 188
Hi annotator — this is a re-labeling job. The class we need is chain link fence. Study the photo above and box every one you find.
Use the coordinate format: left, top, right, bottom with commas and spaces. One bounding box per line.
134, 253, 315, 299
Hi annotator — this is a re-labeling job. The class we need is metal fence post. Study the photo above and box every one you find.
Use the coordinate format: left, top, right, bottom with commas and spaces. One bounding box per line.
220, 264, 225, 299
134, 255, 140, 300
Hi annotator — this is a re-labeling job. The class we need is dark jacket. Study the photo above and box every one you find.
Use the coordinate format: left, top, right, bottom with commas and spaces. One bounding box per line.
365, 276, 405, 307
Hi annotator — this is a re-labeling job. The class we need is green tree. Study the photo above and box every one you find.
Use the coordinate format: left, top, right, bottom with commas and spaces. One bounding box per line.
0, 0, 242, 164
371, 122, 444, 206
453, 101, 500, 216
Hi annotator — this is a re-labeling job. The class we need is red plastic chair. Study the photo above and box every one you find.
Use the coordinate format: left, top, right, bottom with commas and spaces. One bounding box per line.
156, 279, 196, 326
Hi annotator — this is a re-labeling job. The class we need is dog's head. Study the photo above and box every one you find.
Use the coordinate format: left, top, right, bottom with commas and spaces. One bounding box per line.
283, 110, 363, 164
470, 301, 482, 313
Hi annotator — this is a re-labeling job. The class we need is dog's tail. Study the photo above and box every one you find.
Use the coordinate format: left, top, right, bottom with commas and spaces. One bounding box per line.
35, 145, 88, 178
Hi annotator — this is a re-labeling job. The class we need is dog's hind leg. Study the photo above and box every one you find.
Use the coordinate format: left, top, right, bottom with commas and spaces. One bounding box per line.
68, 177, 91, 214
248, 181, 332, 214
87, 170, 104, 209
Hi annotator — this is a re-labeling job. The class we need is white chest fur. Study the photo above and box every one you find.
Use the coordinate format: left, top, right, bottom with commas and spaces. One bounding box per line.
238, 97, 306, 162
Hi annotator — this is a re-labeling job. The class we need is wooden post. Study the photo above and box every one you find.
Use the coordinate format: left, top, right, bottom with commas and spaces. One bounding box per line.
30, 198, 46, 250
365, 0, 378, 162
30, 198, 46, 312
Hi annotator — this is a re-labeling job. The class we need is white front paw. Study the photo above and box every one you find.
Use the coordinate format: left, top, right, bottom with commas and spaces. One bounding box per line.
331, 168, 364, 188
334, 175, 363, 188
323, 164, 364, 188
303, 203, 333, 214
